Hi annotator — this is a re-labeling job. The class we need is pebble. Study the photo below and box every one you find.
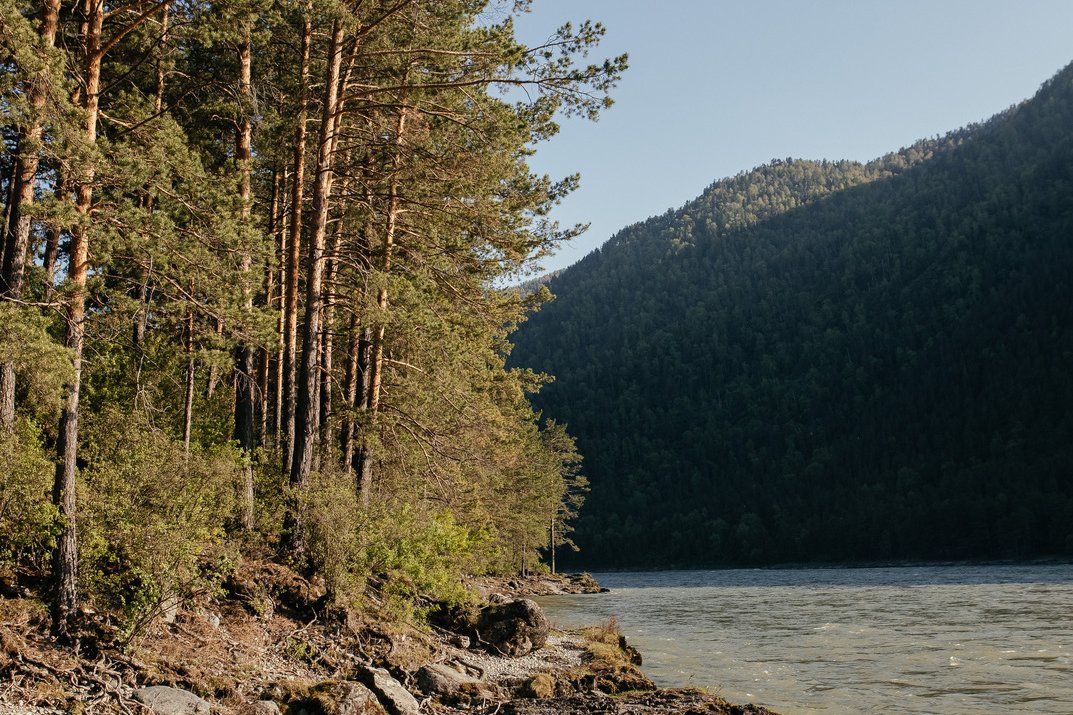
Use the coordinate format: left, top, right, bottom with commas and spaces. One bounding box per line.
459, 633, 585, 681
0, 700, 61, 715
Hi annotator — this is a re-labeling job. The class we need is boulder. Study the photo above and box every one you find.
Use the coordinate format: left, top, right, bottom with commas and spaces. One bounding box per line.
476, 598, 549, 657
331, 681, 388, 715
566, 572, 604, 593
133, 686, 211, 715
415, 662, 499, 702
355, 666, 420, 715
286, 682, 386, 715
415, 663, 477, 696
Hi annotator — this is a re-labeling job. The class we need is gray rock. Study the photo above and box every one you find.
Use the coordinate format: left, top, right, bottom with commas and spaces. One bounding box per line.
416, 663, 500, 703
415, 663, 478, 696
332, 682, 388, 715
355, 667, 420, 715
247, 701, 280, 715
133, 686, 211, 715
476, 598, 549, 657
285, 682, 386, 715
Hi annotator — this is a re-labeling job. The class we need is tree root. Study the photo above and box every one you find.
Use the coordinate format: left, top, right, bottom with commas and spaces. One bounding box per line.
3, 650, 150, 714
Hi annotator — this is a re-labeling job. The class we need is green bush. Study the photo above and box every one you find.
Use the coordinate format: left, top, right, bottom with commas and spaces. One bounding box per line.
366, 506, 486, 615
300, 472, 487, 618
298, 474, 366, 606
0, 419, 60, 577
79, 407, 241, 634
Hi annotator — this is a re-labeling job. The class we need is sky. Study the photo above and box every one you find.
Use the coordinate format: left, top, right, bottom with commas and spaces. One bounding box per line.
503, 0, 1073, 275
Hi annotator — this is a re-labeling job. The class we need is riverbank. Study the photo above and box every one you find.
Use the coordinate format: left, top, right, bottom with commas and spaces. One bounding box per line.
0, 567, 778, 714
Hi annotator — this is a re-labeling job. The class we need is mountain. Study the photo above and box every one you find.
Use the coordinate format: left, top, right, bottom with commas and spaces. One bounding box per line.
509, 62, 1073, 568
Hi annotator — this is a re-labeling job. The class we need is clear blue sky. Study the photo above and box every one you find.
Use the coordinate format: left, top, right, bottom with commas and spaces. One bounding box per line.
507, 1, 1073, 274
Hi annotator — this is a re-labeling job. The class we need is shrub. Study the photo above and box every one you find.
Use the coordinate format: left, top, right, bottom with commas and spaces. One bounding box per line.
79, 407, 241, 635
365, 506, 485, 615
0, 419, 60, 577
300, 471, 487, 618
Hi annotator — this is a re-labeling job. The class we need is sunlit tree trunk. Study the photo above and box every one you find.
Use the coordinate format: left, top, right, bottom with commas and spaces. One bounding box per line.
52, 0, 105, 642
357, 106, 408, 502
233, 21, 256, 532
291, 17, 344, 493
282, 10, 312, 475
0, 0, 61, 431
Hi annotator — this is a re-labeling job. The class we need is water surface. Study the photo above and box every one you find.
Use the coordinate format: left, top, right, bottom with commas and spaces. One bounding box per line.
536, 565, 1073, 714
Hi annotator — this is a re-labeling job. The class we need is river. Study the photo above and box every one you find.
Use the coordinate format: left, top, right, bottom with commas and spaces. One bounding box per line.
535, 565, 1073, 714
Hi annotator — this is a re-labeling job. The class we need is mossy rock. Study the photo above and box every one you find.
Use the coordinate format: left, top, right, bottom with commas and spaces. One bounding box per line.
280, 680, 387, 715
521, 673, 556, 699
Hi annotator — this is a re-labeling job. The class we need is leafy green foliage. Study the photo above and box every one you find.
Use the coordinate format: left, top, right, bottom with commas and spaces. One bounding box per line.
0, 419, 60, 575
300, 470, 485, 617
78, 408, 241, 631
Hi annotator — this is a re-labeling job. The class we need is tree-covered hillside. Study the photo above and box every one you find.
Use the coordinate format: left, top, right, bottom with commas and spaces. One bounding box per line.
511, 62, 1073, 568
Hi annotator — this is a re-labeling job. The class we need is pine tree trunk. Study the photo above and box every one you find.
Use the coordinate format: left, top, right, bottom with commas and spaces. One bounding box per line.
355, 322, 374, 504
274, 171, 288, 449
0, 0, 61, 431
155, 5, 168, 115
259, 168, 281, 446
42, 169, 67, 298
53, 0, 104, 641
132, 276, 149, 350
549, 518, 556, 574
340, 312, 360, 478
0, 162, 14, 266
233, 24, 256, 532
357, 108, 408, 502
282, 11, 312, 475
290, 18, 344, 494
183, 297, 195, 455
350, 190, 375, 500
318, 213, 346, 463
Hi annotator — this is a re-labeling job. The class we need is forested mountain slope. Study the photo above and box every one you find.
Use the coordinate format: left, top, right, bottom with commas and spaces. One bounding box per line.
510, 62, 1073, 568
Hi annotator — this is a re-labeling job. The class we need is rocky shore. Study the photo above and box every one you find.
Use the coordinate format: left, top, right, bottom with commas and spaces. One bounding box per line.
0, 570, 778, 714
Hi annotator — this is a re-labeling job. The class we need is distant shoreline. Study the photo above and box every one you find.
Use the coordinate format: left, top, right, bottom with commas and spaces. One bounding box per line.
559, 556, 1073, 575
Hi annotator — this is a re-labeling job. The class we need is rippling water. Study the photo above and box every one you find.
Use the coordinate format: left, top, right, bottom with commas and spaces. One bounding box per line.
535, 565, 1073, 714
